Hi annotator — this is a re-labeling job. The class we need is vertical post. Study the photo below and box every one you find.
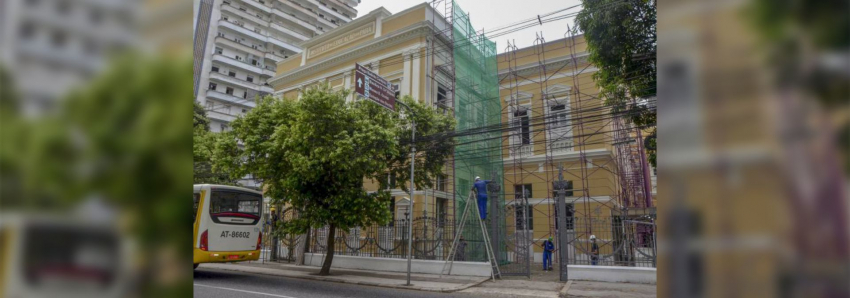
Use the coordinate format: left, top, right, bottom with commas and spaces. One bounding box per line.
405, 108, 416, 286
652, 223, 657, 268
522, 188, 530, 276
487, 171, 501, 264
554, 165, 570, 282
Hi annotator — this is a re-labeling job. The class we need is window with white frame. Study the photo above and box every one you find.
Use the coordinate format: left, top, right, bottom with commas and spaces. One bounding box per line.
512, 108, 531, 145
550, 104, 569, 128
436, 84, 448, 107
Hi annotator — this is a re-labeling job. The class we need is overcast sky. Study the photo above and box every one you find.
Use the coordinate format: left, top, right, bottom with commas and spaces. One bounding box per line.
355, 0, 583, 53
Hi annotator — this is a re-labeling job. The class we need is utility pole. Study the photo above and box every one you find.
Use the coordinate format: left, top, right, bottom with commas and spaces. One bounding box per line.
553, 165, 570, 282
396, 100, 416, 286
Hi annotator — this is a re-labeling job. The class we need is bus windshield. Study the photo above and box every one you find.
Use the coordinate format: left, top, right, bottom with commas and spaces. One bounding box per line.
208, 189, 261, 224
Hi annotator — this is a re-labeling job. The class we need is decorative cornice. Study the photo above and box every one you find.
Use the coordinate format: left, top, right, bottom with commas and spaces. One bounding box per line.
269, 22, 435, 88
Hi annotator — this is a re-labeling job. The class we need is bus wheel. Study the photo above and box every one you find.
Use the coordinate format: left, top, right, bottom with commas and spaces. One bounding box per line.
193, 264, 199, 270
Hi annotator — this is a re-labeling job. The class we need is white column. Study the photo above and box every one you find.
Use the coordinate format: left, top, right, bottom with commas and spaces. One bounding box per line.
401, 52, 411, 96
343, 71, 352, 102
411, 50, 420, 102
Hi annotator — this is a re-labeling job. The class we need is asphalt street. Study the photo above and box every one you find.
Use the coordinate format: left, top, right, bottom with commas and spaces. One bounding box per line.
193, 267, 478, 298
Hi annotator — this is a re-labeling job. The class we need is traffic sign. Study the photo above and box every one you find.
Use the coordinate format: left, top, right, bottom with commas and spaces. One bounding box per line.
354, 63, 395, 111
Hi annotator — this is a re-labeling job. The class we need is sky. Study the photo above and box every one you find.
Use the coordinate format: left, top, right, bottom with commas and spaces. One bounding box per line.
354, 0, 584, 53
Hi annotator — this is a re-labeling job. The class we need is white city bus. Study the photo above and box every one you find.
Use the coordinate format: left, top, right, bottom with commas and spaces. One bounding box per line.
193, 184, 263, 269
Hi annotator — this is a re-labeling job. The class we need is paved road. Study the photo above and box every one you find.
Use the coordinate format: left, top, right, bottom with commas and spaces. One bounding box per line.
194, 267, 476, 298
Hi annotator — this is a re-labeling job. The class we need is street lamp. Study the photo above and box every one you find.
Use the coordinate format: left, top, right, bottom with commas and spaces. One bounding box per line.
396, 100, 416, 286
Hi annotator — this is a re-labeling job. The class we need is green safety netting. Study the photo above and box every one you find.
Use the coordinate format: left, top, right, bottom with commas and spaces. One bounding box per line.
450, 0, 506, 264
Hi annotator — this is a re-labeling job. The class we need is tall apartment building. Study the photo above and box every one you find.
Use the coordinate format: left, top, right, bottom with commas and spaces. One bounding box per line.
0, 0, 137, 115
193, 0, 359, 133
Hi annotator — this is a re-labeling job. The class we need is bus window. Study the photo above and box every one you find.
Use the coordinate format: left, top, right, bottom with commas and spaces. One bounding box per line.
193, 193, 201, 223
209, 190, 261, 225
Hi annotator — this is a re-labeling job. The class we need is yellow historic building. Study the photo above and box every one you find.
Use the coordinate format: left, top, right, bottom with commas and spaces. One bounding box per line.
270, 3, 655, 267
269, 3, 458, 225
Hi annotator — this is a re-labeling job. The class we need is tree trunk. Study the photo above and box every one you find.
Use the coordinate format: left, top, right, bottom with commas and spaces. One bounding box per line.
319, 223, 336, 275
294, 230, 307, 265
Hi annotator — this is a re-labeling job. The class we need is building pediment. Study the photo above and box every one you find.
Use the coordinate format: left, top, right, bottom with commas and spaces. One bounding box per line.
269, 22, 435, 88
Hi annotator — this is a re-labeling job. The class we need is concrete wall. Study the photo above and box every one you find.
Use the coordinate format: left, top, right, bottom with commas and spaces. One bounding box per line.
304, 253, 492, 277
566, 265, 656, 284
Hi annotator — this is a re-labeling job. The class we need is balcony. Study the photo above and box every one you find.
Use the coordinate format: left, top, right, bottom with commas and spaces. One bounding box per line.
262, 65, 276, 77
215, 36, 265, 57
218, 19, 267, 43
314, 14, 337, 29
267, 35, 301, 54
218, 19, 302, 54
309, 0, 350, 23
236, 0, 271, 13
264, 51, 288, 62
212, 53, 264, 75
221, 3, 268, 27
550, 139, 574, 154
282, 0, 316, 20
209, 71, 263, 91
272, 7, 317, 33
207, 89, 257, 108
207, 108, 237, 123
271, 22, 310, 41
330, 0, 357, 17
509, 145, 533, 158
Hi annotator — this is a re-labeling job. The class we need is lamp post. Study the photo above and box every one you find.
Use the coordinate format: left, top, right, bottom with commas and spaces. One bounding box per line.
396, 100, 416, 286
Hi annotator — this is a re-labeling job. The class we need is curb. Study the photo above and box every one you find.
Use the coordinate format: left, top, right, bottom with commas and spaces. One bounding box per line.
559, 280, 573, 298
205, 264, 489, 293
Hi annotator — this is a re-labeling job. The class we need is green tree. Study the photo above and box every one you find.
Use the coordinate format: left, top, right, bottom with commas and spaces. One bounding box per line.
576, 0, 657, 168
193, 101, 234, 184
211, 85, 455, 275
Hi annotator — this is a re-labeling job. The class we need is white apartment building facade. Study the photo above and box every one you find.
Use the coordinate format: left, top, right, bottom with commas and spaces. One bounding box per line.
193, 0, 359, 133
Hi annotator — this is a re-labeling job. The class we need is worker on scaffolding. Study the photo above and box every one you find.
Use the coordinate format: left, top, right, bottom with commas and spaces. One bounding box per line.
472, 176, 491, 220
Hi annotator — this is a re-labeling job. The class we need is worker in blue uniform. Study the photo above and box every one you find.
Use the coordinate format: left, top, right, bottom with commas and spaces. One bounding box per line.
472, 176, 491, 220
543, 236, 555, 271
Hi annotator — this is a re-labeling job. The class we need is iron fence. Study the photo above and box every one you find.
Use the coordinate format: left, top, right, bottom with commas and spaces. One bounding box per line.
309, 216, 460, 261
259, 210, 656, 269
545, 217, 656, 268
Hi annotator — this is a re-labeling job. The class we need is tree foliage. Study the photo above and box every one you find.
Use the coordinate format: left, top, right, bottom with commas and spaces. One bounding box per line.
576, 0, 657, 168
193, 101, 234, 184
209, 85, 455, 274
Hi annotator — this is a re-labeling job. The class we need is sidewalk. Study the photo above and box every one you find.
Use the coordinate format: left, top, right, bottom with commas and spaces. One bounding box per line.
561, 280, 656, 298
200, 261, 656, 297
200, 261, 489, 292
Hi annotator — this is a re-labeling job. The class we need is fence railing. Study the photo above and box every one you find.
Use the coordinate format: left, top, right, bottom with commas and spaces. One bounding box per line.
542, 217, 656, 268
259, 211, 656, 268
309, 216, 459, 261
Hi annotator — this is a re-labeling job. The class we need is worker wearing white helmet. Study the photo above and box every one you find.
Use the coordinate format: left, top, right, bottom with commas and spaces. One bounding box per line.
472, 176, 491, 220
590, 234, 599, 265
